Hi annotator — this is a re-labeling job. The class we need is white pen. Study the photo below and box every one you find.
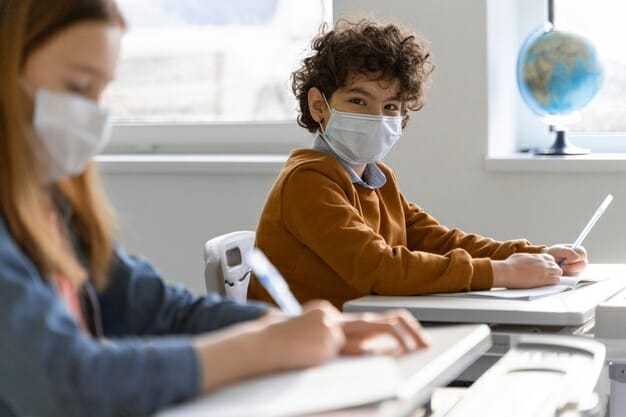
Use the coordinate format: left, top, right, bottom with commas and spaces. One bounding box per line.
559, 193, 613, 266
247, 248, 302, 316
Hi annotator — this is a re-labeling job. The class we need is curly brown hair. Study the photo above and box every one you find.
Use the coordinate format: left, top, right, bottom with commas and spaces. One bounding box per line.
292, 18, 434, 132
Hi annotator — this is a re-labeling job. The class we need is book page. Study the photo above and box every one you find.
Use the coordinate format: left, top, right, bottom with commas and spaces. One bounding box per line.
434, 276, 597, 301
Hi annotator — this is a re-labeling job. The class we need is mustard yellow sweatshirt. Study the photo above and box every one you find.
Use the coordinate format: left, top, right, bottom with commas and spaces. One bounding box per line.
248, 149, 545, 309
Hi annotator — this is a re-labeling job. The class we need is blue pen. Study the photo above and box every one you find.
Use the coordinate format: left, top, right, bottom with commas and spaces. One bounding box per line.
247, 248, 302, 316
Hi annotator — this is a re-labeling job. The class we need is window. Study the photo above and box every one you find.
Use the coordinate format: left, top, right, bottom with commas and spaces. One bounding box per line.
104, 0, 331, 153
556, 0, 626, 133
508, 0, 626, 153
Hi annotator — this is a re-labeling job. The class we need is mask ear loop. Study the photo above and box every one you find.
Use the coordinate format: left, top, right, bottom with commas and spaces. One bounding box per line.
318, 93, 332, 134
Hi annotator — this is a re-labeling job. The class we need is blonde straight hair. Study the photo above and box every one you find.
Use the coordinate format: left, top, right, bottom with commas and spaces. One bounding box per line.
0, 0, 125, 289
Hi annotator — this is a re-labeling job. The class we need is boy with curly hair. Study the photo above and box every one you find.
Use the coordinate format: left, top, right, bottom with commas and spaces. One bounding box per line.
248, 18, 586, 309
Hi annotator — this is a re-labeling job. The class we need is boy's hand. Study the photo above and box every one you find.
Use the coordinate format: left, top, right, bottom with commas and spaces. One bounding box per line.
543, 245, 588, 276
492, 253, 562, 288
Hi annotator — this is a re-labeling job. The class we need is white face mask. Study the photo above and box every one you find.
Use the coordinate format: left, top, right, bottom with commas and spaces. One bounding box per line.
320, 96, 403, 164
32, 89, 112, 183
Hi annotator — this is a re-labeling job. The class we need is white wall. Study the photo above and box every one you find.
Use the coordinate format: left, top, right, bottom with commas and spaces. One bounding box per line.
101, 0, 626, 294
101, 169, 279, 294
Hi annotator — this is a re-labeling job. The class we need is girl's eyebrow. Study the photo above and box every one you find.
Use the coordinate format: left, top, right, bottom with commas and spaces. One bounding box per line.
67, 62, 113, 82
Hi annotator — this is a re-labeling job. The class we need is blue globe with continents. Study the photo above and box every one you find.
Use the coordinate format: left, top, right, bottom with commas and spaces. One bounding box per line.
517, 27, 604, 120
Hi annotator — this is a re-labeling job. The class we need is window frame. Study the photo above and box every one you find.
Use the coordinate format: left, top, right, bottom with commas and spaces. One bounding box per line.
100, 0, 331, 157
104, 122, 310, 154
487, 0, 626, 159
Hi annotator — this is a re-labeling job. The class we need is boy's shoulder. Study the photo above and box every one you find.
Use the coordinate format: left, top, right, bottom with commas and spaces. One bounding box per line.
271, 148, 359, 193
282, 148, 350, 179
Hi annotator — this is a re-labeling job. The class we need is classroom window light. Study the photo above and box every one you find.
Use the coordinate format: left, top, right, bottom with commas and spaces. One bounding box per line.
104, 0, 331, 123
555, 0, 626, 133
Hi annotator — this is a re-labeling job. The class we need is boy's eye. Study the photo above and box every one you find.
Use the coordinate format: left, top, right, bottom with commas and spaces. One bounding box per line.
349, 98, 365, 105
385, 104, 399, 111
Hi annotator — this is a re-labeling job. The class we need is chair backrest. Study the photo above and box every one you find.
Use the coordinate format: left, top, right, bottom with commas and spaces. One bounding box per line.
203, 231, 255, 302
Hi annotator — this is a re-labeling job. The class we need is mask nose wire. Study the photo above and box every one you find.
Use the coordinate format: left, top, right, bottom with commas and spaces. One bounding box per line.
322, 92, 405, 119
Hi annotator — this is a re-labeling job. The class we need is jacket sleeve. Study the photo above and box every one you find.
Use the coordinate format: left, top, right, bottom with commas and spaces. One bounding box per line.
401, 193, 546, 259
0, 218, 264, 417
0, 227, 197, 417
280, 168, 494, 295
98, 247, 269, 337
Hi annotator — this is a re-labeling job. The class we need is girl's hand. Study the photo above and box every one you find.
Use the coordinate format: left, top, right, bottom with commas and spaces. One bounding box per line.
340, 309, 430, 356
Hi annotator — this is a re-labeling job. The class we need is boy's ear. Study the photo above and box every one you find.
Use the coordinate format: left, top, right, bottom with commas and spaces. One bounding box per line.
307, 87, 327, 124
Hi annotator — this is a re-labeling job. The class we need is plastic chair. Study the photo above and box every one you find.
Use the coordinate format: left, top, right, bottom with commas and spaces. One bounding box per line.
203, 231, 255, 302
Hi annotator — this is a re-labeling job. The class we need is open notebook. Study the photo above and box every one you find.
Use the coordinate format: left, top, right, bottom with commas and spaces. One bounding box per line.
156, 324, 490, 417
434, 275, 604, 301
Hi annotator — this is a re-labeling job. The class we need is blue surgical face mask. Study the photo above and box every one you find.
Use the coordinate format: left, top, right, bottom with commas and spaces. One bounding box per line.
31, 88, 112, 183
319, 94, 403, 164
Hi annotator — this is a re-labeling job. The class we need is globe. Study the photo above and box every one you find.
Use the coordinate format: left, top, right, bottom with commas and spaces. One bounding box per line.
517, 26, 604, 121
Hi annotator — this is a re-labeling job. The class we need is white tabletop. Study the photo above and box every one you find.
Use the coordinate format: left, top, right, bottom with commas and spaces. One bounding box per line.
344, 264, 626, 327
157, 324, 491, 417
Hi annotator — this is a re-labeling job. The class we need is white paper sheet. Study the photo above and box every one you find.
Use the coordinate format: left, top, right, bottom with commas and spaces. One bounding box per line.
434, 276, 602, 301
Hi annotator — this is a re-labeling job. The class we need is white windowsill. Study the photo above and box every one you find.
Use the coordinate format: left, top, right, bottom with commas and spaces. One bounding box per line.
96, 154, 288, 174
485, 153, 626, 172
98, 152, 626, 174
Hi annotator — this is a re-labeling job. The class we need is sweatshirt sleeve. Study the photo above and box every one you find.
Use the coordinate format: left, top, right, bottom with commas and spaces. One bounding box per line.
401, 194, 546, 259
281, 169, 493, 295
98, 247, 269, 337
0, 229, 197, 417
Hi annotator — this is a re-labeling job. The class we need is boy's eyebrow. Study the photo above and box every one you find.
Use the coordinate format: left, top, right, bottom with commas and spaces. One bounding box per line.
344, 86, 402, 101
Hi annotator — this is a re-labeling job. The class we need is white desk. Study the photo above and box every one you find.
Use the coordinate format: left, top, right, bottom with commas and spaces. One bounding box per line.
343, 264, 626, 328
157, 325, 491, 417
158, 330, 607, 417
344, 264, 626, 411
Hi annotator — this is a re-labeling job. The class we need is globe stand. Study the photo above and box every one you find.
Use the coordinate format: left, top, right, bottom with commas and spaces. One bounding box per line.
534, 130, 589, 156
